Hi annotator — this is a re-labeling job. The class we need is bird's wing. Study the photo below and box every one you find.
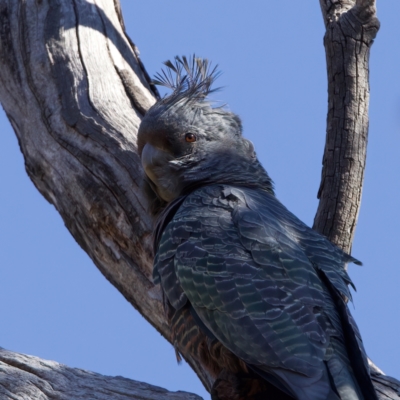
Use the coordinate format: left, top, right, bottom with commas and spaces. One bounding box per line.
224, 186, 376, 399
154, 184, 374, 400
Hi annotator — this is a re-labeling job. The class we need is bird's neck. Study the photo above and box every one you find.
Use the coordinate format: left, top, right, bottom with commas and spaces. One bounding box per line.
179, 153, 274, 196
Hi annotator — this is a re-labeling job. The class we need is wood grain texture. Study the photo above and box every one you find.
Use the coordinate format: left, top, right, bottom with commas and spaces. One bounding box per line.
317, 1, 400, 398
0, 0, 398, 398
314, 0, 379, 253
0, 348, 202, 400
0, 0, 212, 394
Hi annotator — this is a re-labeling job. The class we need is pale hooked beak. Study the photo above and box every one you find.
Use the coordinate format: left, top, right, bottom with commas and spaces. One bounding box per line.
141, 143, 168, 183
141, 143, 178, 202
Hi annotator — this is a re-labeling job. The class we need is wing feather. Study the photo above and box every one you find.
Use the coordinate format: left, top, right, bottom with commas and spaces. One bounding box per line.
154, 184, 373, 400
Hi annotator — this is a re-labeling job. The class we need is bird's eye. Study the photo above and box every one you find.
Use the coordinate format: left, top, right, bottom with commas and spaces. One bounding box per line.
185, 133, 197, 143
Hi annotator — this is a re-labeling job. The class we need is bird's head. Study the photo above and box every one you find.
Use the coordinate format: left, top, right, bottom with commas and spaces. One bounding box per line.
137, 56, 273, 211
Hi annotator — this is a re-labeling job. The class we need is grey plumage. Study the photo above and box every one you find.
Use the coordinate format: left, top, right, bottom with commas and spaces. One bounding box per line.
138, 56, 378, 400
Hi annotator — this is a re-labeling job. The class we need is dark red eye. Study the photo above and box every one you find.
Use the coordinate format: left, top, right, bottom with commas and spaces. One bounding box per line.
185, 133, 197, 143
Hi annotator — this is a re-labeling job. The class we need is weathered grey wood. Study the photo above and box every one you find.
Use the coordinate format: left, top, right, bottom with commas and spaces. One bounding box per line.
0, 0, 159, 334
316, 1, 400, 398
0, 0, 212, 394
314, 0, 380, 253
0, 348, 203, 400
0, 0, 398, 398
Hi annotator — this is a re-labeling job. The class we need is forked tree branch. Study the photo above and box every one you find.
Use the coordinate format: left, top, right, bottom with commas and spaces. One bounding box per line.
0, 0, 398, 399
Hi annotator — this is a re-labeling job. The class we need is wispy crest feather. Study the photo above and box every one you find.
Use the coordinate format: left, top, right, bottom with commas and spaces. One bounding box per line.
153, 55, 221, 104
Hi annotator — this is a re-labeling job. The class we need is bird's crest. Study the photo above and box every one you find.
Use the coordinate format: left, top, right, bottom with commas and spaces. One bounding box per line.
153, 55, 221, 105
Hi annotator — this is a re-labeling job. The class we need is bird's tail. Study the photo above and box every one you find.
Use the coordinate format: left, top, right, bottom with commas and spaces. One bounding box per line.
327, 352, 364, 400
252, 363, 340, 400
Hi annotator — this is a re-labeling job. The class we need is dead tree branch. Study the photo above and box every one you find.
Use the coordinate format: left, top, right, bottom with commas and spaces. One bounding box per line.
0, 0, 211, 394
315, 0, 380, 253
316, 1, 400, 397
0, 0, 398, 398
0, 348, 202, 400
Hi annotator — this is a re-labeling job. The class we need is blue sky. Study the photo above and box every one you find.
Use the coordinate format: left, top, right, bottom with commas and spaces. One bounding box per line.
0, 2, 399, 399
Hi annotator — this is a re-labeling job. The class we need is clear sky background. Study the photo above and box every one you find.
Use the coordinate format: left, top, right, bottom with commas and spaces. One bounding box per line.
1, 2, 399, 399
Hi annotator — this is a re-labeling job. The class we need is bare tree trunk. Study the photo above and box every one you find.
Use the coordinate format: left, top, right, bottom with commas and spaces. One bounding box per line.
0, 0, 212, 395
0, 0, 397, 399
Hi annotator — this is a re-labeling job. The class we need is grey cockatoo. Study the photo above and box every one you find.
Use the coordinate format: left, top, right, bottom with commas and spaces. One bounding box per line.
137, 56, 378, 400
